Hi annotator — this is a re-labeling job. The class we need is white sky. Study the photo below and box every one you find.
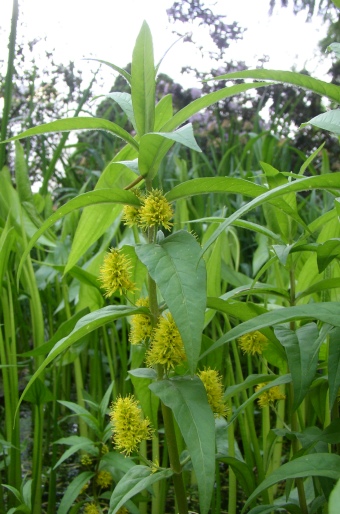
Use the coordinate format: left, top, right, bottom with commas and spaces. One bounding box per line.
1, 0, 333, 93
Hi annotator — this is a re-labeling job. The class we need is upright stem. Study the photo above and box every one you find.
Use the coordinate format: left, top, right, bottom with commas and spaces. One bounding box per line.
144, 177, 188, 513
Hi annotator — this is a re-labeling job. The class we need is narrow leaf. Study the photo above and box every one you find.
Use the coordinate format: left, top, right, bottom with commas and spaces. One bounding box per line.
139, 124, 201, 178
17, 188, 140, 282
150, 376, 216, 514
16, 306, 147, 417
2, 117, 138, 150
201, 303, 340, 359
57, 471, 95, 514
242, 454, 340, 513
97, 92, 136, 129
275, 323, 322, 410
136, 231, 206, 373
131, 21, 155, 136
109, 465, 173, 514
211, 69, 340, 104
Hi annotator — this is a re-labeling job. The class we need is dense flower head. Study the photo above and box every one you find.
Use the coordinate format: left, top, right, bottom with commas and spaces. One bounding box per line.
198, 368, 229, 418
110, 395, 153, 455
237, 331, 267, 355
99, 248, 135, 297
83, 503, 99, 514
255, 383, 286, 409
95, 470, 112, 488
122, 189, 144, 227
138, 189, 173, 230
129, 297, 152, 345
80, 454, 92, 466
146, 312, 186, 371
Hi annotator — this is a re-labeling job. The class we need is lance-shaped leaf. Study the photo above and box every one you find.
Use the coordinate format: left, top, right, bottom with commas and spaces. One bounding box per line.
210, 69, 340, 104
275, 323, 329, 410
201, 302, 340, 359
109, 465, 173, 514
86, 58, 131, 83
97, 92, 136, 130
57, 471, 95, 514
150, 376, 216, 514
242, 454, 340, 513
17, 188, 141, 282
200, 173, 340, 257
131, 21, 155, 136
15, 305, 147, 417
135, 231, 206, 373
1, 117, 139, 150
301, 109, 340, 134
139, 123, 201, 178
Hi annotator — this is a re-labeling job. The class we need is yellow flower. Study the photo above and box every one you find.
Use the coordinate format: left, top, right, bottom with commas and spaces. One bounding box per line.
146, 312, 186, 372
255, 383, 286, 409
138, 189, 173, 230
100, 443, 109, 455
237, 331, 267, 355
122, 189, 143, 227
110, 395, 153, 455
95, 470, 112, 488
83, 503, 99, 514
129, 297, 152, 345
99, 248, 135, 297
80, 454, 92, 466
198, 368, 229, 418
117, 508, 128, 514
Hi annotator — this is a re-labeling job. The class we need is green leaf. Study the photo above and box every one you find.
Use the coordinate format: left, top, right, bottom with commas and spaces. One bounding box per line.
329, 478, 340, 514
329, 327, 340, 408
2, 117, 138, 150
131, 21, 155, 136
211, 69, 340, 104
316, 239, 340, 272
274, 323, 326, 410
86, 58, 131, 83
301, 110, 340, 135
109, 465, 173, 514
200, 173, 340, 257
219, 457, 256, 497
135, 231, 206, 373
150, 376, 216, 514
23, 377, 54, 406
15, 141, 32, 202
165, 177, 266, 202
57, 471, 95, 514
154, 94, 173, 130
139, 124, 201, 179
16, 306, 147, 417
247, 505, 302, 514
201, 303, 340, 359
296, 278, 340, 302
53, 436, 98, 469
65, 145, 138, 273
17, 188, 140, 282
242, 454, 340, 513
160, 82, 272, 132
97, 92, 136, 129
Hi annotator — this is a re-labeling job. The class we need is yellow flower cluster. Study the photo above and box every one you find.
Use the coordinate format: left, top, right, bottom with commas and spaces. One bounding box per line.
237, 331, 267, 355
110, 395, 153, 455
99, 248, 135, 297
198, 368, 229, 418
129, 297, 152, 345
95, 470, 112, 488
80, 454, 92, 467
146, 312, 186, 371
83, 503, 99, 514
255, 383, 286, 409
122, 189, 173, 230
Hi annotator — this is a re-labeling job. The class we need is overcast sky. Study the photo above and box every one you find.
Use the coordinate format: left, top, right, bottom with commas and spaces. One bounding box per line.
1, 0, 331, 91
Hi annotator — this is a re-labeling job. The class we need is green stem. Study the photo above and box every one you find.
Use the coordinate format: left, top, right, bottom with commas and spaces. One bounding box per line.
0, 0, 18, 169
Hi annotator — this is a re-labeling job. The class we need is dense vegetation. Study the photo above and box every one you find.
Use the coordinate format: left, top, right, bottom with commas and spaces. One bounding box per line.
1, 2, 340, 514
